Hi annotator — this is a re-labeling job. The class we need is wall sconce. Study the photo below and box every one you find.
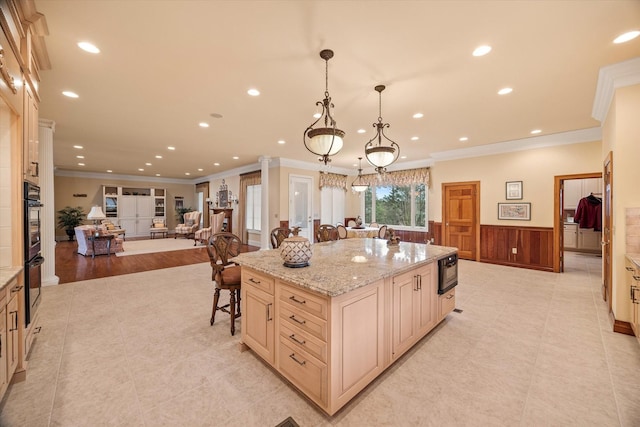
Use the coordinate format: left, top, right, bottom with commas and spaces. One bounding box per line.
205, 198, 214, 207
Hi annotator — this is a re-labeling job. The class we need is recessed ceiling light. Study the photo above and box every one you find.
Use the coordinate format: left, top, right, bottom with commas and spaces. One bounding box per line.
232, 156, 239, 160
357, 129, 366, 134
62, 91, 79, 98
77, 163, 85, 166
498, 87, 513, 95
411, 136, 419, 141
278, 140, 286, 144
106, 170, 112, 173
400, 155, 407, 159
155, 155, 162, 159
472, 45, 492, 57
214, 162, 220, 166
530, 129, 542, 134
353, 163, 358, 167
185, 172, 191, 176
167, 146, 175, 150
247, 88, 260, 96
76, 155, 84, 159
138, 168, 144, 171
77, 41, 100, 54
313, 112, 321, 119
145, 162, 152, 166
614, 30, 640, 44
459, 137, 468, 142
199, 122, 209, 128
197, 168, 203, 171
73, 145, 83, 149
155, 173, 160, 176
412, 113, 424, 119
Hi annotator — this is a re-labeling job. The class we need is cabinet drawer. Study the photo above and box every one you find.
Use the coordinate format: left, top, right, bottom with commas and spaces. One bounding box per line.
280, 302, 327, 342
439, 288, 456, 320
280, 321, 327, 363
0, 283, 7, 307
242, 268, 275, 295
278, 336, 327, 406
279, 284, 327, 320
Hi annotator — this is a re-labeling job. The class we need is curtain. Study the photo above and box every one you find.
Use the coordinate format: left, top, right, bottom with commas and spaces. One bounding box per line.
359, 167, 430, 188
319, 172, 347, 190
239, 171, 261, 243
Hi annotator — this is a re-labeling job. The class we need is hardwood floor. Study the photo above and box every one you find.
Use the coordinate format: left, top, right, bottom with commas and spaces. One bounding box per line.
55, 237, 260, 284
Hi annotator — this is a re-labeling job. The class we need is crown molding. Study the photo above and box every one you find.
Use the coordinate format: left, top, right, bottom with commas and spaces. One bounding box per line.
39, 118, 55, 130
278, 157, 353, 175
429, 127, 601, 162
53, 169, 193, 185
592, 57, 640, 122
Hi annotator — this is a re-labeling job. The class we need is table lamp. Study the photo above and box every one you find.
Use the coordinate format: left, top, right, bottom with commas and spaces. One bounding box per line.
87, 206, 106, 225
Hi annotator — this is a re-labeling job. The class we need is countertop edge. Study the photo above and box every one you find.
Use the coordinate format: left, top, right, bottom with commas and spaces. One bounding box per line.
0, 266, 23, 291
626, 253, 640, 269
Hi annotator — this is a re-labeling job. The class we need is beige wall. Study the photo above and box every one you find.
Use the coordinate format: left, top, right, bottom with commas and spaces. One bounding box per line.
604, 84, 640, 322
54, 175, 196, 239
429, 141, 602, 227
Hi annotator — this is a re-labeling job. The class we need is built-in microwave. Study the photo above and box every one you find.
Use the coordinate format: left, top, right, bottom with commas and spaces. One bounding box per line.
438, 253, 458, 294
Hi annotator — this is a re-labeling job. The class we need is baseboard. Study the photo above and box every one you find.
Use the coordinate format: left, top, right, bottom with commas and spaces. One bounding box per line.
613, 319, 635, 336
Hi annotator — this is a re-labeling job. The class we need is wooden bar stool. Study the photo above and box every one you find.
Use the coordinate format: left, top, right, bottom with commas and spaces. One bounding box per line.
207, 232, 242, 335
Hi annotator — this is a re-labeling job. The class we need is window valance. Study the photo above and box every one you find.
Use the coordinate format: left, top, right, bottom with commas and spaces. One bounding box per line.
360, 167, 430, 188
319, 172, 348, 190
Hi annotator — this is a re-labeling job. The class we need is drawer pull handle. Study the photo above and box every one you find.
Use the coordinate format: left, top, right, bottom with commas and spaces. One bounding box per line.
633, 275, 640, 281
289, 353, 306, 366
446, 294, 454, 300
289, 315, 306, 325
626, 267, 635, 271
289, 334, 306, 346
249, 278, 261, 284
289, 295, 306, 305
33, 326, 42, 334
11, 285, 23, 293
266, 303, 272, 321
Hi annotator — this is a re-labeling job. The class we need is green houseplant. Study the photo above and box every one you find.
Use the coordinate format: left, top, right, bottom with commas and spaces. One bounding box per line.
176, 206, 193, 224
57, 206, 85, 241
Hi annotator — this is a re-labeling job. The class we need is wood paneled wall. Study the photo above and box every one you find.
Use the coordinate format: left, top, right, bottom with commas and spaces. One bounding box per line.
479, 224, 554, 271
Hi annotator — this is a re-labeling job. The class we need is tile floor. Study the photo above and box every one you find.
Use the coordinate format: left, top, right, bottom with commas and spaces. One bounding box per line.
0, 252, 639, 426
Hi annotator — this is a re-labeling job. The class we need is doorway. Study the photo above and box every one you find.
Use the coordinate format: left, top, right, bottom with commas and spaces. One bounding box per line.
553, 172, 603, 274
195, 182, 210, 228
289, 175, 313, 240
442, 181, 480, 261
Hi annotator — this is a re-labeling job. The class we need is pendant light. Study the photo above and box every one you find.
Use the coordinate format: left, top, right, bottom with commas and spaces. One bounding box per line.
303, 49, 345, 165
364, 85, 399, 173
351, 157, 369, 192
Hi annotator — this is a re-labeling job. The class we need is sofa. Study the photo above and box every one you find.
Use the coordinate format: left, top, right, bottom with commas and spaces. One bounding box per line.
75, 225, 124, 257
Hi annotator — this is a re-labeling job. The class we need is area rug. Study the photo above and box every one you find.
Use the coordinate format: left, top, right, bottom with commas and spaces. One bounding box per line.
115, 237, 202, 256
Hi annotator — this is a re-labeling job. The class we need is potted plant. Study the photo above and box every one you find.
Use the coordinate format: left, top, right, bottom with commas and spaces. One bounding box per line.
176, 206, 193, 224
57, 206, 85, 241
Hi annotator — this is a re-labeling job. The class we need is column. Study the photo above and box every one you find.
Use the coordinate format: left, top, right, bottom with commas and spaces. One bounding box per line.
39, 119, 58, 286
259, 156, 271, 250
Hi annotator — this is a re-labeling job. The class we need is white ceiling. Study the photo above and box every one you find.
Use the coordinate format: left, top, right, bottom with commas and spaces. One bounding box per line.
35, 0, 640, 180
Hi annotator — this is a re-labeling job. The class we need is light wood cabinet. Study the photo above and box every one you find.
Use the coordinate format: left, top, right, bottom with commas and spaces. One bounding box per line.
392, 263, 436, 360
6, 289, 19, 378
625, 259, 640, 343
564, 178, 602, 209
438, 288, 456, 321
578, 228, 601, 251
23, 83, 39, 185
0, 304, 7, 397
241, 269, 275, 365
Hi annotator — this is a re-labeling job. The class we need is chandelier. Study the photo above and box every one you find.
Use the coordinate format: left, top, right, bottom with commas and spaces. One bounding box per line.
303, 49, 344, 165
351, 157, 369, 192
364, 85, 399, 173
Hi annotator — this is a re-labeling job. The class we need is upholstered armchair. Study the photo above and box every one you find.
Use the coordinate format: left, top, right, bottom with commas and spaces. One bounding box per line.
100, 219, 126, 240
150, 217, 168, 239
75, 225, 124, 256
175, 211, 202, 242
195, 211, 225, 246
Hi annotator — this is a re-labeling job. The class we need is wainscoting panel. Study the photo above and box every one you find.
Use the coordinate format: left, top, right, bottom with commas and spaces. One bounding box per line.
480, 224, 554, 271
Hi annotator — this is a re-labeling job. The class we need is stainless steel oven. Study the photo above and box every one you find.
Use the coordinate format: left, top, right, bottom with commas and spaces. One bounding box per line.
24, 182, 43, 327
438, 253, 458, 294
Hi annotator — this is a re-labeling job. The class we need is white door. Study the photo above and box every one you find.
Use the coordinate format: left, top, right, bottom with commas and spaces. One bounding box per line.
289, 175, 313, 240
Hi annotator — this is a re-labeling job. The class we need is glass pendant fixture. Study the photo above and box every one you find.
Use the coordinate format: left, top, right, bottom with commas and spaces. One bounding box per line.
364, 85, 399, 174
351, 157, 369, 192
303, 49, 345, 165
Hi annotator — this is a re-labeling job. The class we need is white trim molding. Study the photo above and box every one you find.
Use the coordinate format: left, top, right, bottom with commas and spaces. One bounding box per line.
592, 57, 640, 122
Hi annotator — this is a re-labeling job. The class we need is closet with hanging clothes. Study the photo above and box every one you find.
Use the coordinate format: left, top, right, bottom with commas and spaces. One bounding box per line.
563, 178, 603, 252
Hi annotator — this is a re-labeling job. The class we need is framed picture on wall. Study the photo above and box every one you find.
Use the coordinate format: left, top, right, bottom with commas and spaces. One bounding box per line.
218, 190, 228, 208
505, 181, 523, 200
498, 202, 531, 220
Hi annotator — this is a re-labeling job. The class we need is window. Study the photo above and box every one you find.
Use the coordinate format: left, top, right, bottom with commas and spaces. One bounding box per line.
321, 187, 345, 225
364, 183, 427, 229
245, 184, 261, 231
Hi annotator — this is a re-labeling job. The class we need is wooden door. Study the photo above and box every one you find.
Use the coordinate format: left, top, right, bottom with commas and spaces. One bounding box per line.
442, 182, 480, 260
603, 152, 613, 308
289, 175, 313, 240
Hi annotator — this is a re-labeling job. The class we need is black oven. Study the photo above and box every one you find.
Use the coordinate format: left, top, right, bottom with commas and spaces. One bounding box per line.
24, 182, 43, 327
438, 253, 458, 294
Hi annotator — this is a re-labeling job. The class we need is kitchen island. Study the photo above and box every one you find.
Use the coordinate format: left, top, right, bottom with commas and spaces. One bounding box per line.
233, 238, 457, 415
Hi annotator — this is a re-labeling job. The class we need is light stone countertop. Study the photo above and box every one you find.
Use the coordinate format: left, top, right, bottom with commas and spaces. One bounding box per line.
0, 266, 23, 292
626, 254, 640, 269
232, 238, 457, 297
